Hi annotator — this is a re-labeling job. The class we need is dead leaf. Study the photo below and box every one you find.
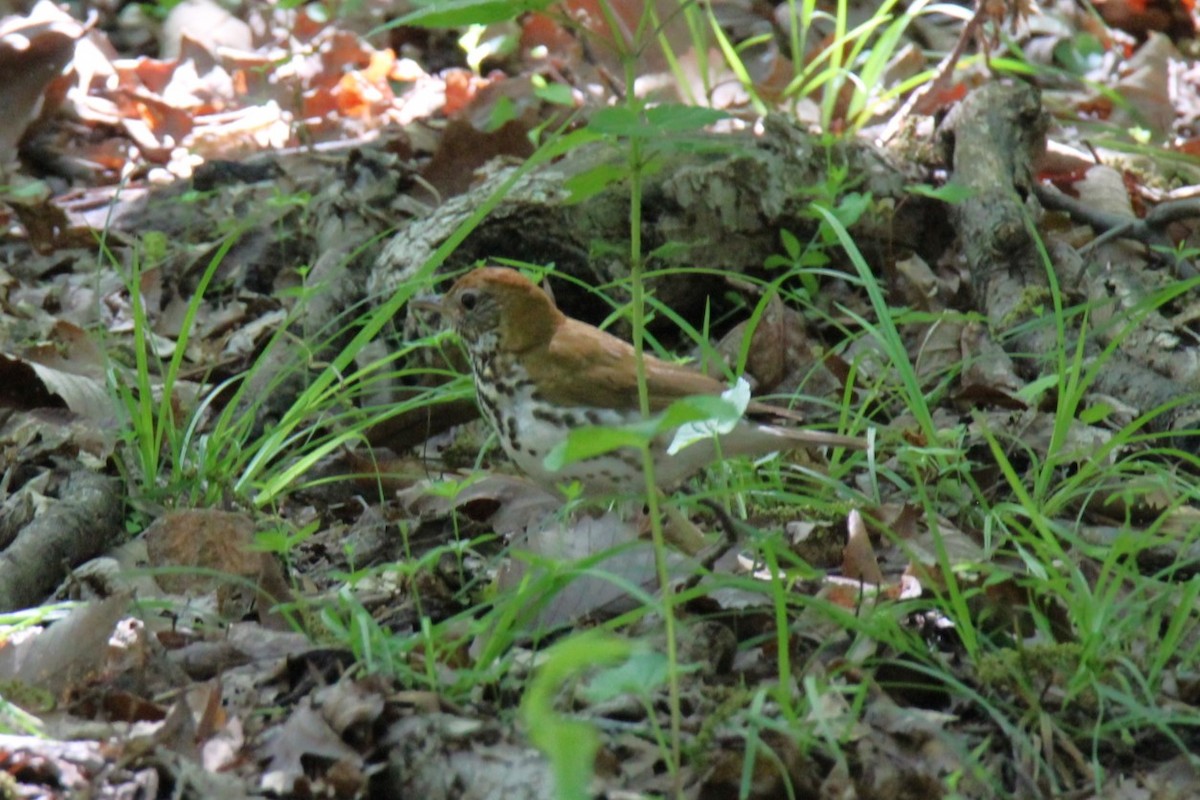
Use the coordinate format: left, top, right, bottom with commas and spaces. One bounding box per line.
0, 2, 79, 162
0, 593, 129, 695
843, 509, 885, 585
143, 509, 292, 627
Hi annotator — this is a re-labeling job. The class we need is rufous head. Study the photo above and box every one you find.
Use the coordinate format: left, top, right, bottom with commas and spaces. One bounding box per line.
440, 267, 564, 353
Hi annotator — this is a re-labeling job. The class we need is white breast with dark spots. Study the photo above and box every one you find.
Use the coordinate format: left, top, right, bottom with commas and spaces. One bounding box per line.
489, 394, 644, 493
466, 352, 657, 494
463, 341, 736, 494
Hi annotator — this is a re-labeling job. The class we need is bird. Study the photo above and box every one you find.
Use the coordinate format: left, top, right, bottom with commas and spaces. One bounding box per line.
427, 267, 865, 496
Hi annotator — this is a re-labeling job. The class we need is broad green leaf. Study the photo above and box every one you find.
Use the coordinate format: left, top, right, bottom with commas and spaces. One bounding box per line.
564, 163, 627, 204
666, 380, 748, 455
1079, 402, 1112, 425
659, 393, 742, 432
522, 633, 634, 800
586, 107, 644, 137
384, 0, 551, 29
832, 191, 872, 228
543, 423, 655, 471
643, 104, 728, 132
484, 95, 518, 132
587, 104, 728, 139
581, 650, 670, 702
780, 228, 801, 260
533, 80, 575, 107
1017, 373, 1060, 404
907, 182, 975, 204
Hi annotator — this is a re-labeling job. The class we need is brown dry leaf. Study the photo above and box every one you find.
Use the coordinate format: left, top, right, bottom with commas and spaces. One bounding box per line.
519, 12, 581, 70
421, 77, 541, 198
1072, 164, 1138, 217
142, 509, 292, 626
397, 473, 560, 533
712, 287, 802, 393
894, 254, 941, 311
843, 509, 885, 585
8, 195, 98, 254
301, 32, 398, 130
442, 67, 489, 118
158, 0, 252, 60
872, 503, 985, 591
28, 320, 107, 380
1157, 504, 1200, 538
498, 510, 698, 630
0, 353, 68, 412
900, 515, 986, 592
0, 3, 77, 163
1094, 0, 1196, 41
379, 714, 554, 799
1110, 33, 1179, 134
2, 322, 123, 429
913, 313, 963, 385
0, 351, 118, 426
700, 731, 817, 799
561, 0, 694, 79
868, 502, 923, 540
0, 593, 129, 695
259, 683, 370, 795
957, 320, 1025, 408
405, 474, 699, 629
970, 408, 1114, 467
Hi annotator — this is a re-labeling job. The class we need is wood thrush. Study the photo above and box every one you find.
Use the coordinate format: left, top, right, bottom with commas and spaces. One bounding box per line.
430, 267, 865, 495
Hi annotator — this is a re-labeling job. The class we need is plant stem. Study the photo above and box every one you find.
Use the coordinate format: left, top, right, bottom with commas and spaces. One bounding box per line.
620, 57, 685, 800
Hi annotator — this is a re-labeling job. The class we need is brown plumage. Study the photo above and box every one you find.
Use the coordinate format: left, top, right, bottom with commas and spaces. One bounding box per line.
436, 267, 864, 493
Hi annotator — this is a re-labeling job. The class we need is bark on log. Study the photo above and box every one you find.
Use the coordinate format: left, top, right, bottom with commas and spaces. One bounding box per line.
0, 469, 124, 612
941, 82, 1199, 450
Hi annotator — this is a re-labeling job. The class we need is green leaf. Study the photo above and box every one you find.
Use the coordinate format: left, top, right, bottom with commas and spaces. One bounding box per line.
646, 241, 693, 261
907, 182, 975, 204
1053, 33, 1105, 76
543, 423, 654, 471
564, 163, 627, 204
1079, 402, 1112, 425
587, 104, 729, 139
658, 394, 741, 431
521, 633, 634, 800
384, 0, 551, 29
1017, 373, 1060, 404
546, 386, 748, 472
484, 95, 518, 132
664, 384, 746, 455
2, 179, 50, 201
832, 191, 872, 228
581, 650, 670, 702
780, 228, 801, 260
586, 107, 644, 137
533, 80, 575, 107
643, 104, 729, 132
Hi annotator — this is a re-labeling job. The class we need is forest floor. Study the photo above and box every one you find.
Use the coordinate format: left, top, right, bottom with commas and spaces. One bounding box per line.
3, 1, 1200, 798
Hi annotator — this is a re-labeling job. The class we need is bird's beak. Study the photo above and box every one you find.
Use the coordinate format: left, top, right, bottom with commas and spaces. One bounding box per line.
410, 296, 443, 315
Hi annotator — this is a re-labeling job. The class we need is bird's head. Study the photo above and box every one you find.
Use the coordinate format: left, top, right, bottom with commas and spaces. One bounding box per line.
439, 267, 564, 353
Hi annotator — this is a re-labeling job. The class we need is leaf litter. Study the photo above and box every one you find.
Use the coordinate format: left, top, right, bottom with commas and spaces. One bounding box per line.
2, 0, 1200, 798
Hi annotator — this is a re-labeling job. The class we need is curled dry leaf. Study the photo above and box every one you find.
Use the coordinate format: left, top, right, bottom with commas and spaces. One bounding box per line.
712, 285, 804, 393
0, 1, 79, 162
842, 509, 885, 586
0, 593, 130, 695
957, 320, 1025, 408
259, 684, 370, 795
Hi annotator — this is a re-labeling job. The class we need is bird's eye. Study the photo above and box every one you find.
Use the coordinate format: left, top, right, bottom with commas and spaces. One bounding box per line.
459, 289, 479, 311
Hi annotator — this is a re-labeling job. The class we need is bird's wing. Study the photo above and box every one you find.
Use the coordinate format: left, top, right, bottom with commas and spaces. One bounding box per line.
532, 318, 725, 411
532, 320, 868, 449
